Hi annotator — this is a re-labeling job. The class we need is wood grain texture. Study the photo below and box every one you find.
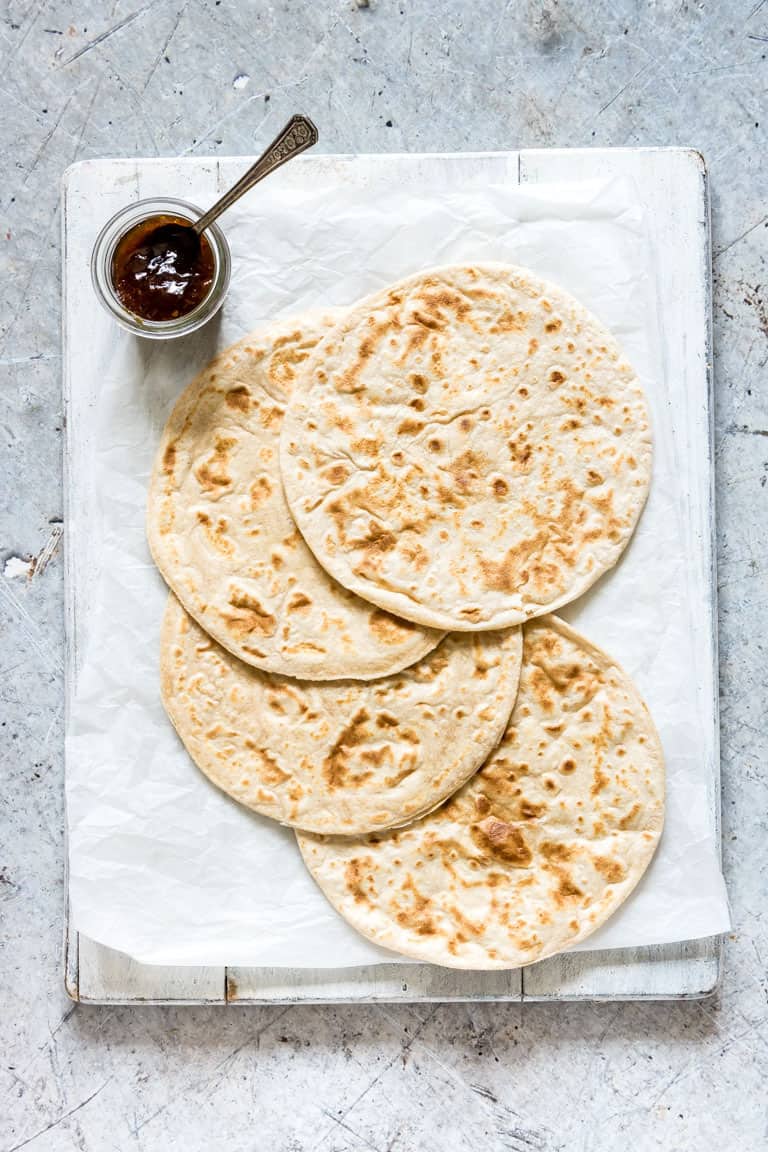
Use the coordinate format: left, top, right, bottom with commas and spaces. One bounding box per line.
64, 148, 721, 1004
523, 937, 722, 1001
77, 936, 225, 1005
226, 965, 522, 1004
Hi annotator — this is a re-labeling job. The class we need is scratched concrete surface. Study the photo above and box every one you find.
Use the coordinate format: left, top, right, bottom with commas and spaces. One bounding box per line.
1, 1, 767, 1149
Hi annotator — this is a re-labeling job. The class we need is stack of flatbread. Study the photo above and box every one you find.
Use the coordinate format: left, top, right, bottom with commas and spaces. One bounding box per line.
147, 263, 664, 970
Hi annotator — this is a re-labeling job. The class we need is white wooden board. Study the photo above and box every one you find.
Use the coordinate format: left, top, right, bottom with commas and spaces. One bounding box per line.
63, 147, 721, 1004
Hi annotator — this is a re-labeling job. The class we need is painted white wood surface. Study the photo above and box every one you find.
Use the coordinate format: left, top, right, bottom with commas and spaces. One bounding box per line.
225, 964, 522, 1005
77, 932, 225, 1005
64, 147, 720, 1005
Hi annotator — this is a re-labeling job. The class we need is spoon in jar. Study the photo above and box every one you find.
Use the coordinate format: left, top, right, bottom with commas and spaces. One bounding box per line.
134, 114, 318, 276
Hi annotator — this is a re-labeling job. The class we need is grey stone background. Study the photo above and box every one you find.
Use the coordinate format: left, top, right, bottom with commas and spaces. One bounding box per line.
1, 1, 766, 1149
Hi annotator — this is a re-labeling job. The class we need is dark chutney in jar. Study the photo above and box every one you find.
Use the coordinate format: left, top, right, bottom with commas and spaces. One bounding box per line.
111, 214, 215, 323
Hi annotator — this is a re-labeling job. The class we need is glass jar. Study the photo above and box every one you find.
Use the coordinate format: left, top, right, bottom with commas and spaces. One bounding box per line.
90, 197, 231, 339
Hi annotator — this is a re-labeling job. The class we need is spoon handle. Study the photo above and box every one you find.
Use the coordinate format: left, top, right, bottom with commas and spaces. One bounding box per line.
193, 115, 318, 235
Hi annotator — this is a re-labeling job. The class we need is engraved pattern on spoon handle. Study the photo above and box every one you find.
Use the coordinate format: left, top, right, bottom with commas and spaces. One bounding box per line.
194, 115, 318, 234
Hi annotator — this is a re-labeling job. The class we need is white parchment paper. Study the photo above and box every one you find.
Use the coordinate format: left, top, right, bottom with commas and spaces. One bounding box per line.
65, 155, 730, 966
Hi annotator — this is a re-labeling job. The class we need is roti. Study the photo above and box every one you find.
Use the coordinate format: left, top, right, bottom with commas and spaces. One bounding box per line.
147, 313, 442, 680
298, 616, 664, 968
280, 264, 652, 631
160, 593, 523, 835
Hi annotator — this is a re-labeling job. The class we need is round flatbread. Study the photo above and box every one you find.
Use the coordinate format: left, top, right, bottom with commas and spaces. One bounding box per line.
298, 616, 664, 968
148, 313, 442, 680
280, 264, 652, 631
161, 593, 523, 835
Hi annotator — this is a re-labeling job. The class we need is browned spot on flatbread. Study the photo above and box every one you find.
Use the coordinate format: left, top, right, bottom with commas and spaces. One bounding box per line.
446, 449, 488, 495
162, 442, 176, 475
355, 522, 397, 555
384, 760, 419, 790
196, 511, 235, 557
249, 475, 273, 509
550, 865, 584, 906
359, 745, 394, 770
286, 592, 312, 614
283, 641, 326, 656
225, 385, 251, 411
399, 539, 429, 571
526, 666, 558, 714
376, 711, 399, 729
243, 740, 290, 786
543, 721, 564, 736
324, 462, 350, 485
223, 588, 277, 638
337, 317, 396, 392
545, 318, 562, 333
395, 877, 436, 935
268, 333, 311, 389
508, 436, 533, 470
449, 905, 485, 940
591, 767, 609, 796
258, 404, 283, 430
413, 648, 449, 681
352, 436, 382, 456
541, 841, 573, 862
419, 287, 471, 322
471, 817, 532, 867
518, 798, 546, 820
619, 803, 642, 830
412, 308, 443, 332
480, 476, 591, 596
593, 855, 627, 884
490, 308, 529, 333
397, 417, 425, 436
345, 858, 372, 904
369, 609, 418, 646
323, 708, 373, 789
195, 434, 236, 490
474, 793, 491, 816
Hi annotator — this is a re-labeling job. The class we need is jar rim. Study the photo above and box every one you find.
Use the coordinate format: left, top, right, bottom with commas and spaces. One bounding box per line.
90, 196, 231, 339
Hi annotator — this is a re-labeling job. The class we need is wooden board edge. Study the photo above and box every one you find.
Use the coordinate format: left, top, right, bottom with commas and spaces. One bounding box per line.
61, 172, 79, 1007
225, 965, 522, 1005
63, 907, 79, 1003
75, 934, 227, 1005
522, 936, 722, 1002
